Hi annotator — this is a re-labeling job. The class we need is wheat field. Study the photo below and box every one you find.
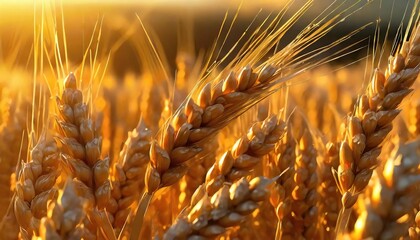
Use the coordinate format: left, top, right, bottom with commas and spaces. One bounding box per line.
0, 0, 419, 239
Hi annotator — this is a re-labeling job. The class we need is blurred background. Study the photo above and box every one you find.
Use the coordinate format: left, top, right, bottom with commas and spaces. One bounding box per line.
0, 0, 416, 78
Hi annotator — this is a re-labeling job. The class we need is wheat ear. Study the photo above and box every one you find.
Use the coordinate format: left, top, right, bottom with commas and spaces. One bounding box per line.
111, 118, 151, 236
266, 122, 296, 238
349, 140, 420, 239
335, 22, 420, 234
55, 73, 113, 236
286, 129, 319, 238
132, 2, 376, 236
35, 179, 88, 239
0, 94, 29, 222
205, 114, 286, 196
146, 65, 281, 196
178, 138, 218, 214
163, 176, 273, 239
145, 0, 362, 197
14, 137, 60, 238
0, 98, 25, 239
318, 142, 341, 238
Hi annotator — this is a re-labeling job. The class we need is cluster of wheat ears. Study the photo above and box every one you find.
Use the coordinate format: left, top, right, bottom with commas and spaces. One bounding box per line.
0, 0, 419, 239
